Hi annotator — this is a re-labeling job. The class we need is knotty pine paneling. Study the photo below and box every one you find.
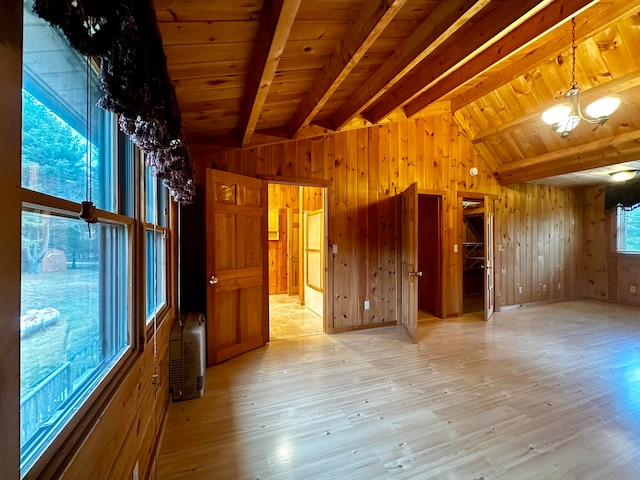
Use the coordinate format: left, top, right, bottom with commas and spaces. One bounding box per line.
267, 185, 299, 295
494, 183, 581, 309
580, 186, 640, 306
56, 316, 172, 480
195, 116, 502, 327
268, 208, 288, 294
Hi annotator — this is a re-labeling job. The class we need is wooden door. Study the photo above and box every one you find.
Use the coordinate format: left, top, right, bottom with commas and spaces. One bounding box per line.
401, 183, 419, 343
206, 169, 268, 365
287, 206, 300, 295
484, 196, 495, 321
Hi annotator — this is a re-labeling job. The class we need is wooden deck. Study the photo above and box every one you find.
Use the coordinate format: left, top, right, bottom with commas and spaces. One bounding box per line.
156, 300, 640, 479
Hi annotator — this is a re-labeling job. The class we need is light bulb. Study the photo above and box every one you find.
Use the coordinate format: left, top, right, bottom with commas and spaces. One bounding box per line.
610, 171, 637, 182
585, 96, 620, 123
541, 104, 570, 126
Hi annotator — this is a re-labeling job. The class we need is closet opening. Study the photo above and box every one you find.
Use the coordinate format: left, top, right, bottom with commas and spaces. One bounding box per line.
462, 198, 485, 314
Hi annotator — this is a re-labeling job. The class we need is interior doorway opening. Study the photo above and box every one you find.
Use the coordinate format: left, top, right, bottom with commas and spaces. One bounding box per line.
462, 198, 485, 313
267, 183, 325, 340
417, 194, 443, 320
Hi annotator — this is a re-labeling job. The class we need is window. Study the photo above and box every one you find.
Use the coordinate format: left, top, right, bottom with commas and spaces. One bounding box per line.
617, 205, 640, 253
145, 165, 169, 323
20, 5, 133, 476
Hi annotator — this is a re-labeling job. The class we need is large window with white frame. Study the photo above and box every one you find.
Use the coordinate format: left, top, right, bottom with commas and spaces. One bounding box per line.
617, 205, 640, 253
20, 4, 137, 476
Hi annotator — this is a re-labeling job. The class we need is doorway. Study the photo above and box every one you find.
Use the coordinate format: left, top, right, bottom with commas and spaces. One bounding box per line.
267, 183, 325, 339
417, 194, 443, 320
462, 198, 485, 313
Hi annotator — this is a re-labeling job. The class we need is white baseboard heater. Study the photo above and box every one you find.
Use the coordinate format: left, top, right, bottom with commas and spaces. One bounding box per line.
169, 312, 206, 401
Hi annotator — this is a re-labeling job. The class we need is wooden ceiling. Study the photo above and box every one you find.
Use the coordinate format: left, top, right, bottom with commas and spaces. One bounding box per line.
154, 0, 640, 185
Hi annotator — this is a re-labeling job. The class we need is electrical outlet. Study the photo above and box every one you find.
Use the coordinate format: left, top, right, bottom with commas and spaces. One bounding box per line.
332, 243, 338, 254
542, 284, 547, 292
364, 300, 370, 310
518, 286, 523, 294
631, 285, 637, 294
454, 244, 458, 253
557, 283, 561, 290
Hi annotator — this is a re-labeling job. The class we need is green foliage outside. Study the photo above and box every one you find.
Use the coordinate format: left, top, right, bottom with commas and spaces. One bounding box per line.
620, 207, 640, 252
21, 90, 99, 273
21, 90, 87, 201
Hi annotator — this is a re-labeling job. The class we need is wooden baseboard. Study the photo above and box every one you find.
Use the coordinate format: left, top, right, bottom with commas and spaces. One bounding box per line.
332, 321, 397, 334
497, 296, 581, 312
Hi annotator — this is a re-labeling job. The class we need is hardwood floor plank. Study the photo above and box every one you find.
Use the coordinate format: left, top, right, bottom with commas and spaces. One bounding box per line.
157, 300, 640, 479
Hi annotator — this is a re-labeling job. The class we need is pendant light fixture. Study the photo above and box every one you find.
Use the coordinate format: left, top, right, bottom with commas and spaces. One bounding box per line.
541, 17, 620, 138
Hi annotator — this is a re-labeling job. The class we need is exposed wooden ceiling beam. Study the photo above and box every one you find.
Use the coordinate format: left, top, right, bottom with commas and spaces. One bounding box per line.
403, 0, 597, 119
363, 0, 552, 124
494, 129, 640, 184
450, 0, 640, 112
328, 0, 490, 131
472, 71, 640, 144
287, 0, 407, 138
236, 0, 302, 147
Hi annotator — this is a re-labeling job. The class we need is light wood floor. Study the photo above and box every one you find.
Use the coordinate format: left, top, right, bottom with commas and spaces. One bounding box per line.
156, 300, 640, 479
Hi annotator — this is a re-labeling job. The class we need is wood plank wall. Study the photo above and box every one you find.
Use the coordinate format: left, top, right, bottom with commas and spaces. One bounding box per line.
268, 184, 298, 294
193, 116, 503, 326
494, 184, 582, 309
580, 186, 640, 306
56, 318, 172, 480
189, 117, 636, 325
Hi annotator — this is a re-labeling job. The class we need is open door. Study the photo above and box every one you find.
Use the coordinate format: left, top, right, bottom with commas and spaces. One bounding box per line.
484, 196, 495, 321
206, 169, 269, 365
303, 209, 324, 317
401, 183, 419, 343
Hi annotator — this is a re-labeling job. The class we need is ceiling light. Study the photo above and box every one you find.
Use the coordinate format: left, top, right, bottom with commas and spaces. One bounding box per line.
610, 171, 637, 182
541, 18, 620, 138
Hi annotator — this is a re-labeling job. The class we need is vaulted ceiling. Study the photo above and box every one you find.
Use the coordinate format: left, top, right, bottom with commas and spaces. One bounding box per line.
154, 0, 640, 186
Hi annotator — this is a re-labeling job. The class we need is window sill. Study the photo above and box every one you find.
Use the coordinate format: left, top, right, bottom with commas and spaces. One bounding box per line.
144, 304, 173, 345
615, 251, 640, 258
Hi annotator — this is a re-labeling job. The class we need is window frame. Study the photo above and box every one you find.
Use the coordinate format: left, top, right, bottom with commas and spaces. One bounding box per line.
19, 190, 136, 479
20, 34, 139, 476
615, 205, 640, 256
19, 5, 177, 477
139, 151, 172, 337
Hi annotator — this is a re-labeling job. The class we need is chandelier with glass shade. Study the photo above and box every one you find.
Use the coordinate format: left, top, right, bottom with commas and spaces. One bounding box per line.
541, 17, 620, 138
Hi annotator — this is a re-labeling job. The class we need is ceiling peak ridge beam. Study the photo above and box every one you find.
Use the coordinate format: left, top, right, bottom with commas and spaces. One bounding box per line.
450, 0, 640, 113
363, 0, 553, 125
236, 0, 302, 148
328, 0, 491, 132
286, 0, 408, 139
472, 70, 640, 144
404, 0, 598, 119
494, 129, 640, 184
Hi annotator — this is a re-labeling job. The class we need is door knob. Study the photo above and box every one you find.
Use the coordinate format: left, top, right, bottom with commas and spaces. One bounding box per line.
209, 276, 218, 285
